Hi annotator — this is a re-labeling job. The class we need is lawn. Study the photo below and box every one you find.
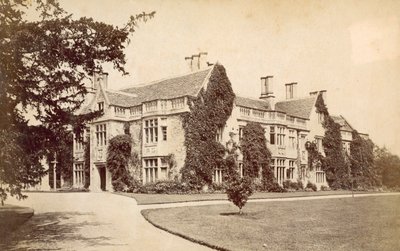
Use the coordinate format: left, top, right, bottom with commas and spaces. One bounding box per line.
118, 190, 371, 205
142, 195, 400, 251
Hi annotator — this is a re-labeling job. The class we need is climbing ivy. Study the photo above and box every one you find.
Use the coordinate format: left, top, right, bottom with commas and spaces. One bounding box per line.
241, 122, 274, 189
315, 94, 350, 189
106, 134, 133, 191
350, 131, 379, 188
83, 133, 90, 188
181, 64, 235, 189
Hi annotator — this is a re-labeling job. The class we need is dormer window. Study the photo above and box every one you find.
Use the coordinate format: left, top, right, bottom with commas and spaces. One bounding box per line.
98, 102, 104, 112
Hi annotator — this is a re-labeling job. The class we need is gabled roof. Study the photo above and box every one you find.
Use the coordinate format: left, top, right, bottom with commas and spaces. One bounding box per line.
116, 66, 214, 106
331, 115, 354, 132
235, 96, 271, 110
275, 96, 317, 119
106, 90, 138, 107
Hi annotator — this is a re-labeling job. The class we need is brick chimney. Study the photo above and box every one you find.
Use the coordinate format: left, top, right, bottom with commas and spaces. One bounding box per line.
285, 82, 297, 99
198, 52, 208, 69
259, 76, 275, 109
185, 52, 208, 71
319, 90, 327, 103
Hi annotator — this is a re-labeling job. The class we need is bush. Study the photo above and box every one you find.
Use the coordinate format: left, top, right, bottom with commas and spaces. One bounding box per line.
226, 176, 254, 214
297, 181, 304, 190
283, 180, 302, 191
320, 185, 330, 191
306, 182, 317, 191
265, 182, 287, 192
138, 180, 191, 194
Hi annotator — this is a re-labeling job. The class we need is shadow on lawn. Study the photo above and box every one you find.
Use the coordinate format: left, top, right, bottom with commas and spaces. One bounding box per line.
0, 212, 123, 250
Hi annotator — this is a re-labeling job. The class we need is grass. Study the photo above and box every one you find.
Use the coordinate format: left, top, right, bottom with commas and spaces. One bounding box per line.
118, 190, 373, 205
0, 204, 34, 238
142, 195, 400, 251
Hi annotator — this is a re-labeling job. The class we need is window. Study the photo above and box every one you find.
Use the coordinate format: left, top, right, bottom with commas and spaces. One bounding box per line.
144, 119, 158, 143
74, 133, 84, 151
277, 126, 285, 146
98, 102, 104, 112
289, 130, 296, 149
238, 126, 244, 141
213, 168, 223, 184
95, 124, 107, 146
238, 162, 244, 178
162, 126, 167, 141
130, 106, 142, 116
270, 126, 275, 145
144, 158, 158, 183
114, 106, 126, 116
287, 160, 295, 180
171, 97, 185, 109
215, 127, 223, 142
74, 163, 85, 187
276, 159, 285, 184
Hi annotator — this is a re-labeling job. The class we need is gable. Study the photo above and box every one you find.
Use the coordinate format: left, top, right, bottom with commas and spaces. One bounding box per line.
275, 96, 317, 119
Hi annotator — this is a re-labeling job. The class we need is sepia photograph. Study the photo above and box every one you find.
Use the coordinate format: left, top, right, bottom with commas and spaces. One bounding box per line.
1, 0, 399, 250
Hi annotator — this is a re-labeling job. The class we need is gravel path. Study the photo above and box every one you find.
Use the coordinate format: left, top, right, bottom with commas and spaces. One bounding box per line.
1, 192, 210, 251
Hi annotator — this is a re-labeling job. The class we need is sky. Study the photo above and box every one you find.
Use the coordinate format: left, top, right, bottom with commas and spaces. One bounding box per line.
30, 0, 400, 155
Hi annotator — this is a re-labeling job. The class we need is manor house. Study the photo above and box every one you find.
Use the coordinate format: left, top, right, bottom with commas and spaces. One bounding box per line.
72, 55, 366, 191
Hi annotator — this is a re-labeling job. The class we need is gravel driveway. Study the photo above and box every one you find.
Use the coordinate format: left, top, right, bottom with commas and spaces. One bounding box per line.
1, 192, 210, 251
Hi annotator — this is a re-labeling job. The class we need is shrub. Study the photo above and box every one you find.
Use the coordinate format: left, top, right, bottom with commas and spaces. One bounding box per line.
320, 185, 330, 191
306, 182, 317, 191
297, 180, 304, 190
138, 180, 191, 194
226, 176, 254, 214
265, 182, 287, 192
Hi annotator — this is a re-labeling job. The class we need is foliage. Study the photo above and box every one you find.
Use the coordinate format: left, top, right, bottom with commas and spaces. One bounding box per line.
283, 180, 303, 191
241, 122, 274, 188
138, 180, 191, 194
0, 0, 154, 202
350, 131, 380, 188
306, 182, 317, 191
106, 134, 133, 192
46, 131, 73, 188
83, 133, 90, 188
226, 175, 254, 214
181, 64, 235, 189
305, 141, 323, 171
374, 146, 400, 188
315, 93, 349, 189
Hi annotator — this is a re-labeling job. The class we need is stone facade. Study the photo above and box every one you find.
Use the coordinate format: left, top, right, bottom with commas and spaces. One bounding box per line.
72, 65, 367, 191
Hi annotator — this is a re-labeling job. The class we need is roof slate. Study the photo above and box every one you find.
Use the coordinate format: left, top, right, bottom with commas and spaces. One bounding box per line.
332, 115, 354, 132
235, 96, 271, 110
117, 67, 213, 106
275, 96, 317, 119
106, 91, 139, 107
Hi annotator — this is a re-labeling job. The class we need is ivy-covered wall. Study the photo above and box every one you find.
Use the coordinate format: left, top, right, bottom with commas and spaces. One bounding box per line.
180, 64, 236, 189
315, 94, 349, 189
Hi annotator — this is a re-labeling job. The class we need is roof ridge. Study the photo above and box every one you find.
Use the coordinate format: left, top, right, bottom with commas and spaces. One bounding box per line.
276, 95, 316, 103
106, 89, 138, 97
118, 66, 214, 91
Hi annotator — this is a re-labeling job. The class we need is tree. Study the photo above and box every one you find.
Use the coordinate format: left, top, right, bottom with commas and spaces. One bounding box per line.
0, 0, 154, 203
350, 131, 379, 188
226, 175, 254, 214
241, 122, 274, 187
374, 146, 400, 188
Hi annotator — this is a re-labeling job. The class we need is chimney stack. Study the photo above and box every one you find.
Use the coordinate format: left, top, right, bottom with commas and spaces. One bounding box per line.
185, 56, 193, 71
319, 90, 327, 103
309, 91, 318, 96
285, 82, 297, 99
93, 72, 109, 89
259, 76, 275, 109
185, 52, 209, 71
